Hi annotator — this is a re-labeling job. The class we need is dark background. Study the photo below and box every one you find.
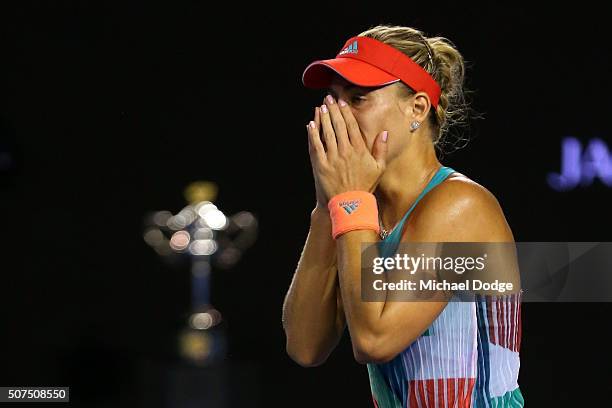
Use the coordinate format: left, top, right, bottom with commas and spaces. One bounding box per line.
2, 1, 611, 407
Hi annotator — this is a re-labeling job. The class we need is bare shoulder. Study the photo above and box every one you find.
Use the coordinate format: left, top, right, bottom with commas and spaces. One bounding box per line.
405, 171, 514, 242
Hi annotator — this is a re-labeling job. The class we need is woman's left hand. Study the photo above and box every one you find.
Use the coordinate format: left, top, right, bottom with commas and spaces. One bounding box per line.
307, 95, 389, 203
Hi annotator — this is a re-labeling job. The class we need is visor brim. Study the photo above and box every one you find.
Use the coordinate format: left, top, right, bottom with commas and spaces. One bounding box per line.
302, 58, 401, 89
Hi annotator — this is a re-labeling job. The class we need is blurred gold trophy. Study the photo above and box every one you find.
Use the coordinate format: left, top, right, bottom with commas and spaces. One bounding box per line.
143, 181, 258, 366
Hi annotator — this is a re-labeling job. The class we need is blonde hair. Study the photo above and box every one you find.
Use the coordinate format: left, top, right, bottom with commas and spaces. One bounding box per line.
357, 24, 476, 157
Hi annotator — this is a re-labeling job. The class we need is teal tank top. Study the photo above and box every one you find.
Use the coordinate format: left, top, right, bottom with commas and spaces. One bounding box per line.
367, 165, 524, 407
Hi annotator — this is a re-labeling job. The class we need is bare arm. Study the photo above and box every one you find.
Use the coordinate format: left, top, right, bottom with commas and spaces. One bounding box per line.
282, 207, 346, 367
335, 180, 515, 364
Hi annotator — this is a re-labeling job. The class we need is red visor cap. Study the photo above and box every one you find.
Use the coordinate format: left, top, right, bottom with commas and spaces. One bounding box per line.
302, 57, 401, 88
302, 36, 440, 109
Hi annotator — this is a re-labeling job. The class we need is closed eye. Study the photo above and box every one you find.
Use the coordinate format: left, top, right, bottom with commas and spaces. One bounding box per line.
351, 95, 366, 104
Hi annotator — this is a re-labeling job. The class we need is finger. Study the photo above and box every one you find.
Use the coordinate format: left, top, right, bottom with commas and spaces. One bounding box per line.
313, 106, 325, 150
306, 121, 326, 164
337, 98, 367, 152
324, 95, 351, 155
371, 130, 389, 169
319, 102, 338, 158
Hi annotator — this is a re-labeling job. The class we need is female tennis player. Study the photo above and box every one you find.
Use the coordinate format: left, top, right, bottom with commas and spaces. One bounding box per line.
282, 25, 523, 407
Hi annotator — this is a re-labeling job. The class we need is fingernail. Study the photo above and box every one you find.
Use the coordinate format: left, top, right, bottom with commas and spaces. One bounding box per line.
326, 94, 335, 104
382, 131, 388, 142
309, 121, 315, 129
338, 98, 347, 107
321, 104, 328, 113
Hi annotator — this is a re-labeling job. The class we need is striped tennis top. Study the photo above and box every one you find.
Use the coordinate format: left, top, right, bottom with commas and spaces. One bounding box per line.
368, 165, 524, 407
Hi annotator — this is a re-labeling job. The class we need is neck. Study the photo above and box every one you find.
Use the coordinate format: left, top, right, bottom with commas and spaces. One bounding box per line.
374, 133, 442, 233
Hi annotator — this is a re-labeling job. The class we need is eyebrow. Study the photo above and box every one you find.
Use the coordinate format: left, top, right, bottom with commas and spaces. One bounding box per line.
326, 84, 364, 98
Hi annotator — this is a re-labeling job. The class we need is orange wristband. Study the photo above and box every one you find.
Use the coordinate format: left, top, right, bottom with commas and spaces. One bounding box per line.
327, 190, 380, 239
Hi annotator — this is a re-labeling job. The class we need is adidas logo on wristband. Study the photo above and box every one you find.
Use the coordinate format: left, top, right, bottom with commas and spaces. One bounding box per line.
339, 199, 360, 214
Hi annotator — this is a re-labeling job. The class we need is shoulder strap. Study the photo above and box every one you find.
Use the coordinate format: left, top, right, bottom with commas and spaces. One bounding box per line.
388, 166, 455, 241
377, 165, 456, 268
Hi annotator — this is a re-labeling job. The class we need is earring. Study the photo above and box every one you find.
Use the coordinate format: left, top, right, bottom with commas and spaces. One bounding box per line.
410, 121, 421, 132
